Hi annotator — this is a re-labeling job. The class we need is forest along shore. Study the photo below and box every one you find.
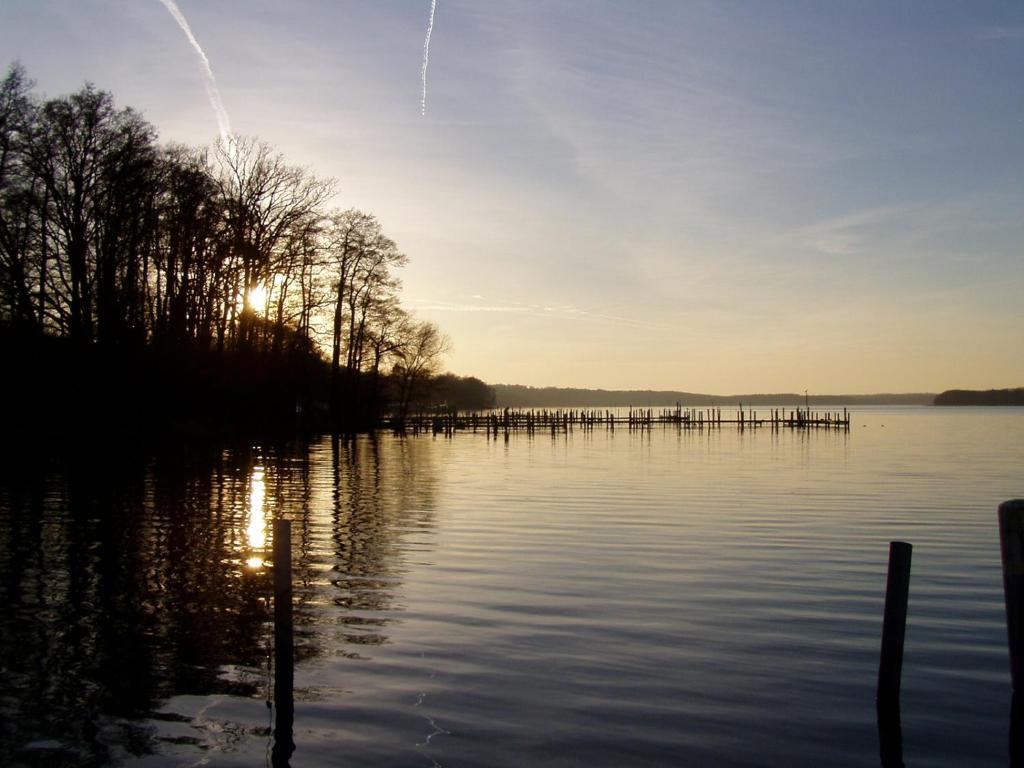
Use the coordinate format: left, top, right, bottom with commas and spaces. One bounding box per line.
0, 63, 488, 436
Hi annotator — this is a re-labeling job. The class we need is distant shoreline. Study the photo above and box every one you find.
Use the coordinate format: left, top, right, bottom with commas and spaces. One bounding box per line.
933, 388, 1024, 406
492, 385, 936, 408
491, 385, 1024, 408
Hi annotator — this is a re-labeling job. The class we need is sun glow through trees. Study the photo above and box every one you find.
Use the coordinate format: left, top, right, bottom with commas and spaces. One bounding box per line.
247, 284, 268, 313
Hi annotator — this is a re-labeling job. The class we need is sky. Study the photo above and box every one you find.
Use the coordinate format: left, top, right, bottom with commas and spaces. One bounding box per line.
1, 0, 1022, 394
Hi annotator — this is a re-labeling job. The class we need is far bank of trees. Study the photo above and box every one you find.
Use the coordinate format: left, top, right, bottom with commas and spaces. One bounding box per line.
0, 63, 482, 431
492, 384, 936, 408
933, 388, 1024, 406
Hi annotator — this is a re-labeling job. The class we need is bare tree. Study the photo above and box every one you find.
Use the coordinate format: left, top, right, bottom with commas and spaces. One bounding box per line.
152, 145, 223, 347
393, 319, 451, 420
213, 136, 333, 349
321, 209, 407, 424
0, 63, 39, 329
19, 84, 161, 343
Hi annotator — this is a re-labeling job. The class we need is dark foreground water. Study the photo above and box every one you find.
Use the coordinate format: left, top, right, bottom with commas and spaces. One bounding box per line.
1, 406, 1022, 767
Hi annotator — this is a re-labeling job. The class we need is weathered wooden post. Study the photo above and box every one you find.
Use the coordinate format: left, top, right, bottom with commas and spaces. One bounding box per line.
878, 541, 912, 702
876, 697, 904, 768
1000, 500, 1024, 691
876, 542, 910, 768
273, 519, 295, 766
1013, 691, 1024, 768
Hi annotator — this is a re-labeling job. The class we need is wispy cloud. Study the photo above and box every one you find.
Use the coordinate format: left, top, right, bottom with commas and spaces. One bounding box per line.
408, 297, 665, 329
409, 300, 531, 313
797, 204, 913, 257
977, 26, 1024, 41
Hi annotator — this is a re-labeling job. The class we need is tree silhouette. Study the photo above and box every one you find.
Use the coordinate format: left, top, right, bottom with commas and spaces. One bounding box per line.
0, 63, 472, 434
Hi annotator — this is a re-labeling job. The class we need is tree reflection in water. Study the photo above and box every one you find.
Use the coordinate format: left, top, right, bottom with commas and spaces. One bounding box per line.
0, 434, 438, 765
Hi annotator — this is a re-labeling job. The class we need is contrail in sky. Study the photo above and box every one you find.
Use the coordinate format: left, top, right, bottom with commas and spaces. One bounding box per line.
157, 0, 233, 146
421, 0, 437, 116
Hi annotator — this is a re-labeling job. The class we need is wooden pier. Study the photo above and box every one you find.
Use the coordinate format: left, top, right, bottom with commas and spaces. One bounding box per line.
383, 406, 851, 436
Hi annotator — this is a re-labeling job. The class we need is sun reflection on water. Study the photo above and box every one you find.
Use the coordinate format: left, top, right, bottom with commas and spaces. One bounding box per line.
246, 466, 266, 569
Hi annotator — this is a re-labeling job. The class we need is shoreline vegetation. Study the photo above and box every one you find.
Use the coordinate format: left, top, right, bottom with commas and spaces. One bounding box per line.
492, 385, 937, 408
933, 388, 1024, 406
0, 62, 497, 439
492, 386, 1024, 408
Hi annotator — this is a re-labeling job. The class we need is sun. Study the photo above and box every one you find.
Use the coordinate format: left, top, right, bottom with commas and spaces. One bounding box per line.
247, 284, 267, 311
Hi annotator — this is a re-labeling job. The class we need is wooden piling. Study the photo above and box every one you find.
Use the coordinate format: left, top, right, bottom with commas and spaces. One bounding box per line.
876, 698, 904, 768
878, 541, 912, 702
1000, 500, 1024, 691
1012, 691, 1024, 768
385, 407, 855, 434
273, 519, 295, 765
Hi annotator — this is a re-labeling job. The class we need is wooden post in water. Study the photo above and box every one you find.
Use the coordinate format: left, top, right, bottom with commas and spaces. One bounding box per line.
273, 519, 295, 766
876, 697, 904, 768
999, 500, 1024, 691
878, 541, 912, 703
1011, 503, 1024, 767
1013, 690, 1024, 768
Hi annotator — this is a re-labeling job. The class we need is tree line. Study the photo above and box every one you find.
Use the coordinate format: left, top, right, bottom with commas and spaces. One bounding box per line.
933, 388, 1024, 406
492, 384, 935, 407
0, 63, 486, 432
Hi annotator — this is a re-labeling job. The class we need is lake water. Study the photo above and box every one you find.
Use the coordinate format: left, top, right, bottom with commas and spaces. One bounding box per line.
1, 406, 1022, 766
